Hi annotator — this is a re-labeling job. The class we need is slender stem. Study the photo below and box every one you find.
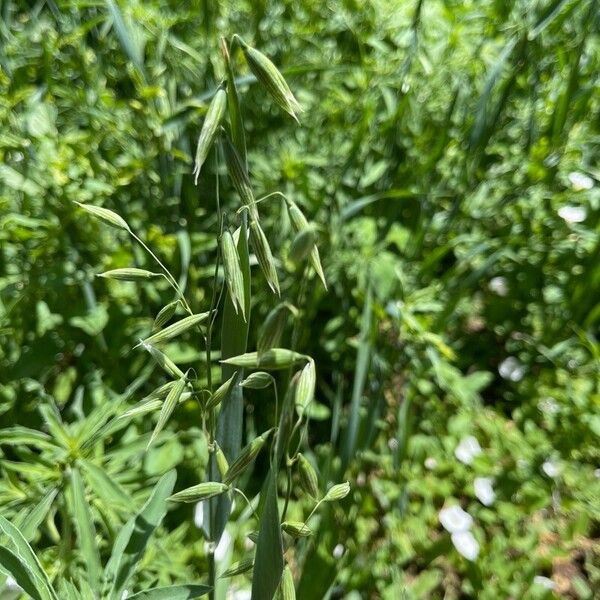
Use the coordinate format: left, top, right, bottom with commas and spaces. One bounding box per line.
208, 551, 216, 600
281, 466, 293, 521
306, 498, 325, 524
236, 190, 290, 216
233, 487, 259, 523
131, 231, 193, 314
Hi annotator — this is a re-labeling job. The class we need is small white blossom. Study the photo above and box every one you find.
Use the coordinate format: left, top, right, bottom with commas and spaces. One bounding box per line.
594, 468, 600, 479
568, 171, 594, 191
474, 477, 495, 506
424, 457, 438, 470
439, 505, 473, 533
451, 530, 480, 561
558, 205, 587, 223
333, 543, 345, 559
488, 276, 509, 297
533, 575, 556, 590
121, 592, 129, 600
388, 437, 399, 451
542, 460, 561, 478
455, 436, 482, 465
215, 530, 232, 561
385, 301, 400, 318
499, 357, 525, 382
538, 397, 560, 415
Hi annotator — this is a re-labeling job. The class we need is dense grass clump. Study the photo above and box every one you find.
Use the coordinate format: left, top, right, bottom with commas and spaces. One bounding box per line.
1, 1, 599, 599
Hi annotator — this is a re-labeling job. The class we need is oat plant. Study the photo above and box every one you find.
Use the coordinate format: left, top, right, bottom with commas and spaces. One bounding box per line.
0, 36, 348, 600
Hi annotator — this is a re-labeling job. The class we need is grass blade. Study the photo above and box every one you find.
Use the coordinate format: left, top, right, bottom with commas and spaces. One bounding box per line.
0, 515, 57, 600
105, 470, 177, 599
127, 585, 212, 599
0, 546, 43, 600
251, 469, 284, 600
16, 488, 59, 541
80, 459, 132, 510
104, 0, 145, 76
214, 214, 251, 540
341, 281, 372, 471
70, 466, 102, 590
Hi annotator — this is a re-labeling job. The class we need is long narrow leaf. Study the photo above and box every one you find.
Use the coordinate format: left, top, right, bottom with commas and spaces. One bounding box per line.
127, 584, 212, 599
251, 469, 284, 600
18, 488, 59, 541
0, 515, 57, 600
213, 215, 251, 541
0, 546, 42, 600
81, 459, 132, 510
70, 466, 102, 589
341, 282, 372, 470
105, 470, 177, 599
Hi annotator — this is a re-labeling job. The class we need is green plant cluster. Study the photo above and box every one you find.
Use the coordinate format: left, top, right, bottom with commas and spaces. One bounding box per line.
1, 1, 599, 599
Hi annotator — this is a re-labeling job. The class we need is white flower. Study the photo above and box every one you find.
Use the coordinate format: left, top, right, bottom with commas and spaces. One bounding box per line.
594, 468, 600, 479
538, 397, 560, 415
194, 501, 204, 529
424, 457, 438, 470
568, 171, 594, 191
542, 460, 561, 478
385, 301, 400, 318
533, 575, 556, 590
121, 592, 129, 600
215, 530, 232, 561
488, 276, 508, 297
499, 357, 525, 382
439, 505, 473, 533
388, 437, 399, 451
558, 205, 587, 223
455, 436, 482, 465
474, 477, 495, 506
332, 543, 345, 559
451, 530, 479, 561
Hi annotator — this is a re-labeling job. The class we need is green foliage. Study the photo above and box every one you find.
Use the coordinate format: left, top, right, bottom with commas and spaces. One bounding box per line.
1, 0, 599, 599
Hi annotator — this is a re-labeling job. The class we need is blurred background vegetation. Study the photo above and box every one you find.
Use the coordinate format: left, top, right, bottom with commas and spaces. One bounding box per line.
1, 0, 599, 598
